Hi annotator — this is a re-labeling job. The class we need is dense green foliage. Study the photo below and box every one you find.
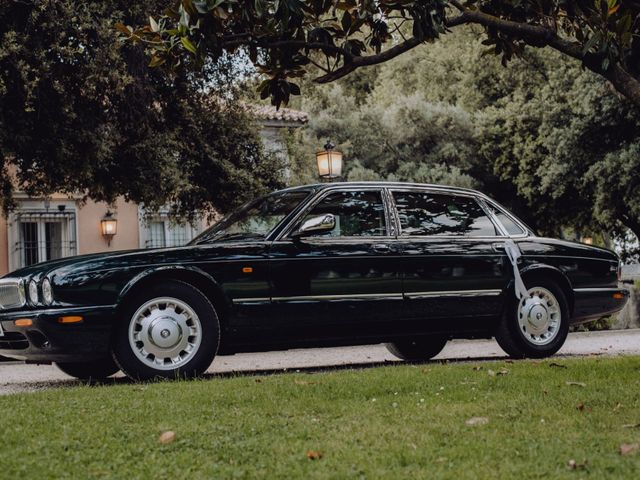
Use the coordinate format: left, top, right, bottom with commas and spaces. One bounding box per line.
286, 28, 640, 244
1, 357, 640, 478
133, 1, 640, 108
0, 0, 283, 218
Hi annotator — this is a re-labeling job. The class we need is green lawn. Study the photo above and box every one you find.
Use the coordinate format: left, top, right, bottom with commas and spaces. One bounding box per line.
2, 357, 640, 479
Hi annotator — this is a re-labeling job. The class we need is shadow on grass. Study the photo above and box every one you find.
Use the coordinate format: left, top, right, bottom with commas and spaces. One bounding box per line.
3, 353, 519, 395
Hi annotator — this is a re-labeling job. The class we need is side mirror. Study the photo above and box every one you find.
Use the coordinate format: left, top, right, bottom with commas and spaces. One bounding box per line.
292, 214, 336, 238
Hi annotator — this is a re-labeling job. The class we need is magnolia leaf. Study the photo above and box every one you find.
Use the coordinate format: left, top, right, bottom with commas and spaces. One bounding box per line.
566, 381, 587, 387
306, 450, 323, 460
149, 55, 166, 67
567, 459, 587, 470
114, 22, 132, 36
149, 16, 160, 33
181, 36, 198, 54
620, 443, 640, 455
465, 416, 489, 426
289, 82, 301, 96
159, 431, 176, 444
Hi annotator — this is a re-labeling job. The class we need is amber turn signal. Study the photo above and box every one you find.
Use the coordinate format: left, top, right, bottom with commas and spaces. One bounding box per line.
14, 318, 33, 327
58, 316, 83, 324
242, 266, 253, 273
613, 292, 625, 300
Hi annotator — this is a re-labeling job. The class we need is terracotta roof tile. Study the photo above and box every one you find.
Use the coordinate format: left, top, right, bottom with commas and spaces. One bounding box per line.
249, 105, 309, 123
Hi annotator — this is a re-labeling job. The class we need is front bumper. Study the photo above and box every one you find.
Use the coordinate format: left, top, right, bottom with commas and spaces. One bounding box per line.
0, 305, 116, 363
571, 287, 629, 324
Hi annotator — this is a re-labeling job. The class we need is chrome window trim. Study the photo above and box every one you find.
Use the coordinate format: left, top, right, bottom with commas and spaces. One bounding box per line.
275, 186, 391, 241
477, 198, 508, 237
388, 187, 508, 240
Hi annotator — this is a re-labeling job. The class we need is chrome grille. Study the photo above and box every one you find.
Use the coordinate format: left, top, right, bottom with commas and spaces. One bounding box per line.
0, 280, 25, 310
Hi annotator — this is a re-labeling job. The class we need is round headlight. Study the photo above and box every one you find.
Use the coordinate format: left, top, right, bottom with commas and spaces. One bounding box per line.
42, 278, 53, 305
28, 280, 39, 304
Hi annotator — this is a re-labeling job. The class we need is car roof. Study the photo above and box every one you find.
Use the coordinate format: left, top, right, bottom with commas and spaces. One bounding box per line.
275, 181, 483, 196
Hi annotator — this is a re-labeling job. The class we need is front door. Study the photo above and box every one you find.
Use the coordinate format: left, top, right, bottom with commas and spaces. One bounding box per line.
268, 188, 402, 340
390, 189, 510, 333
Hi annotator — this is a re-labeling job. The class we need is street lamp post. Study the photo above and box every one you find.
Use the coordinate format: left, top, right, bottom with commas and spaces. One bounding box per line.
316, 141, 343, 181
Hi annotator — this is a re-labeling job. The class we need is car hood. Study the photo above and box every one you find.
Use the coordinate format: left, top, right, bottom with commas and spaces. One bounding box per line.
2, 241, 270, 280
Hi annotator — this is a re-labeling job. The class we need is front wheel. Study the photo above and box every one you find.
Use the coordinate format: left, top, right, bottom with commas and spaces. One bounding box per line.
386, 336, 448, 361
56, 356, 120, 380
495, 279, 569, 358
112, 280, 220, 381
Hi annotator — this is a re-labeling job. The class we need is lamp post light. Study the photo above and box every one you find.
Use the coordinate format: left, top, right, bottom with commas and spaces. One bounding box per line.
316, 141, 343, 181
100, 211, 118, 247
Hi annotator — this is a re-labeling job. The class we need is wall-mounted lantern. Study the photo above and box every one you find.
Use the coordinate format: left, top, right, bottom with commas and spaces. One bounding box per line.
316, 140, 343, 181
101, 211, 118, 246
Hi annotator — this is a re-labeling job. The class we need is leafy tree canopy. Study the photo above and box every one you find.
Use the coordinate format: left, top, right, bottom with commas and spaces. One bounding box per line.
0, 0, 283, 218
130, 0, 640, 108
283, 27, 640, 247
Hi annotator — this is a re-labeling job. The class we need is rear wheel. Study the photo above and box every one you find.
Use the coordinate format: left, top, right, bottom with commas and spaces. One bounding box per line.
386, 336, 448, 361
112, 280, 220, 381
56, 356, 120, 380
495, 279, 569, 358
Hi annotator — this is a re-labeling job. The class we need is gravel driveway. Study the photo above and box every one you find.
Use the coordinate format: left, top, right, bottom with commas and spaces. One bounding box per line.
1, 329, 639, 396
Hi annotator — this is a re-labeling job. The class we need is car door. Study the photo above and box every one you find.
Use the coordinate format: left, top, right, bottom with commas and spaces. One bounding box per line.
267, 187, 402, 339
389, 188, 511, 332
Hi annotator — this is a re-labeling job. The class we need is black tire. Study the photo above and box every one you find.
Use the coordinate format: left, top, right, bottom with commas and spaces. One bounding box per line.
495, 278, 569, 359
112, 280, 220, 381
56, 356, 120, 380
385, 336, 448, 361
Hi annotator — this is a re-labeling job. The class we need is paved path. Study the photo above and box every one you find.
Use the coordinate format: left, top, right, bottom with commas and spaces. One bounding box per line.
1, 329, 639, 396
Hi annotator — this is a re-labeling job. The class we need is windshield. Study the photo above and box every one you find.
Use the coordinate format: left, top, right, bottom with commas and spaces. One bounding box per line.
190, 190, 311, 244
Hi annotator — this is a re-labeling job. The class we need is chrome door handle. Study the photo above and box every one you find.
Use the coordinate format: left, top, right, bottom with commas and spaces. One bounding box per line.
371, 243, 391, 253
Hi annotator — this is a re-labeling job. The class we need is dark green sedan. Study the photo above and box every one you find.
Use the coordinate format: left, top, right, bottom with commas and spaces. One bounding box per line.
0, 182, 629, 380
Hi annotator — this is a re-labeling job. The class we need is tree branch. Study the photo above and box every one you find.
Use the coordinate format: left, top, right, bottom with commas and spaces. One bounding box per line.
312, 15, 470, 83
312, 6, 640, 107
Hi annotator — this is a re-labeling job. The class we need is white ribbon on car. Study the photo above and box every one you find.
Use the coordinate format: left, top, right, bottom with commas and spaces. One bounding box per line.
504, 239, 529, 300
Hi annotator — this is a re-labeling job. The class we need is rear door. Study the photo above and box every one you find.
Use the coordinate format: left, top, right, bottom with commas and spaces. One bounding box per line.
390, 188, 511, 332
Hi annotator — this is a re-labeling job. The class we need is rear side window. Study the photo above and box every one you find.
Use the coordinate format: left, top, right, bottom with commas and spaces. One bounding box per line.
487, 205, 525, 235
392, 191, 497, 236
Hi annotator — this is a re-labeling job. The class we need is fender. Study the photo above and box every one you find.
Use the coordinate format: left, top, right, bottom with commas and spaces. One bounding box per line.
518, 262, 575, 312
117, 265, 229, 309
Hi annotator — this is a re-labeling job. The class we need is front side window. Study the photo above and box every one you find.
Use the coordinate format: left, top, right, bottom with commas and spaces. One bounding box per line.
191, 190, 311, 244
294, 190, 387, 237
392, 191, 497, 237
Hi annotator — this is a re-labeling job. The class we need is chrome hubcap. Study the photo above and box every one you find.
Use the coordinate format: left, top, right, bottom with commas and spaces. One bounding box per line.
128, 297, 202, 370
517, 287, 561, 346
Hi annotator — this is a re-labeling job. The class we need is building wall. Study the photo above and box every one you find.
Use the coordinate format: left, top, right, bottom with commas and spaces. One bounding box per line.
76, 198, 139, 255
0, 196, 140, 277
